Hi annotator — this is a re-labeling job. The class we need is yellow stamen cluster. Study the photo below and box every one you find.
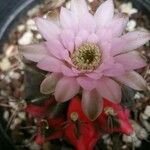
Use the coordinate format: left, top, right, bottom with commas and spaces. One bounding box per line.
71, 43, 102, 71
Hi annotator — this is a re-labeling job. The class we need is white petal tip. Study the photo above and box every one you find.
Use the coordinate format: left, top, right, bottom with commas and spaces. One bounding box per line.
40, 74, 58, 94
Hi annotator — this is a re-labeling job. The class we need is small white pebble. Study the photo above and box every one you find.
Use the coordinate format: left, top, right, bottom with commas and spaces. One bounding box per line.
5, 45, 16, 58
134, 92, 143, 99
27, 5, 41, 17
88, 0, 94, 3
14, 118, 22, 125
0, 74, 5, 79
18, 112, 26, 120
133, 138, 142, 147
43, 14, 47, 19
102, 134, 112, 145
10, 118, 22, 130
34, 118, 38, 124
36, 33, 42, 40
122, 134, 133, 143
26, 19, 35, 26
17, 24, 26, 32
21, 71, 25, 75
18, 31, 33, 45
131, 120, 148, 140
126, 20, 136, 32
144, 105, 150, 117
8, 71, 20, 79
122, 145, 127, 149
1, 90, 8, 97
28, 142, 41, 150
26, 19, 37, 31
3, 111, 9, 120
120, 2, 138, 15
138, 129, 148, 139
140, 113, 150, 132
104, 138, 112, 145
4, 75, 11, 83
9, 102, 18, 110
65, 1, 71, 9
0, 58, 11, 71
102, 134, 109, 140
19, 85, 24, 92
141, 113, 148, 120
122, 133, 141, 147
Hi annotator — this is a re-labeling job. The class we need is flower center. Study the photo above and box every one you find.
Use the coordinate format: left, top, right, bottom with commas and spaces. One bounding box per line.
71, 43, 102, 71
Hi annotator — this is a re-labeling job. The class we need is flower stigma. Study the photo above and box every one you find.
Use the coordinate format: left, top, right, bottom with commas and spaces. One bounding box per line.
71, 43, 102, 71
70, 112, 79, 122
104, 107, 117, 116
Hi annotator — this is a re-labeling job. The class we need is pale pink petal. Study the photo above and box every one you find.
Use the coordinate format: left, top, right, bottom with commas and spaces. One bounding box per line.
103, 63, 125, 77
109, 13, 129, 37
20, 43, 48, 62
54, 77, 80, 102
99, 41, 112, 63
61, 65, 78, 77
96, 77, 122, 103
46, 40, 65, 59
46, 40, 71, 63
60, 29, 75, 53
95, 60, 115, 74
40, 73, 60, 94
97, 30, 112, 65
75, 36, 83, 48
60, 7, 78, 31
86, 72, 102, 80
35, 17, 60, 41
77, 77, 97, 91
59, 49, 73, 64
75, 30, 89, 48
37, 56, 62, 73
71, 0, 88, 17
97, 28, 112, 42
116, 71, 147, 91
94, 0, 114, 27
111, 31, 150, 56
87, 33, 99, 43
79, 13, 96, 33
77, 30, 89, 42
82, 89, 103, 120
114, 51, 147, 70
71, 67, 81, 74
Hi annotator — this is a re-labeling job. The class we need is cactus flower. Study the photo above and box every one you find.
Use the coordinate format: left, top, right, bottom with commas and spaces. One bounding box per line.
21, 0, 150, 120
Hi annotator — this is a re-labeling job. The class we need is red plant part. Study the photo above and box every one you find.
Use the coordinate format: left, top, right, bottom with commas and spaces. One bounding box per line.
96, 99, 133, 135
25, 99, 55, 118
26, 97, 133, 148
35, 117, 65, 144
25, 99, 65, 144
26, 104, 46, 118
65, 96, 100, 150
35, 132, 45, 145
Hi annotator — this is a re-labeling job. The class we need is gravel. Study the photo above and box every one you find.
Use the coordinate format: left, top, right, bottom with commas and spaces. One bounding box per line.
0, 0, 150, 150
